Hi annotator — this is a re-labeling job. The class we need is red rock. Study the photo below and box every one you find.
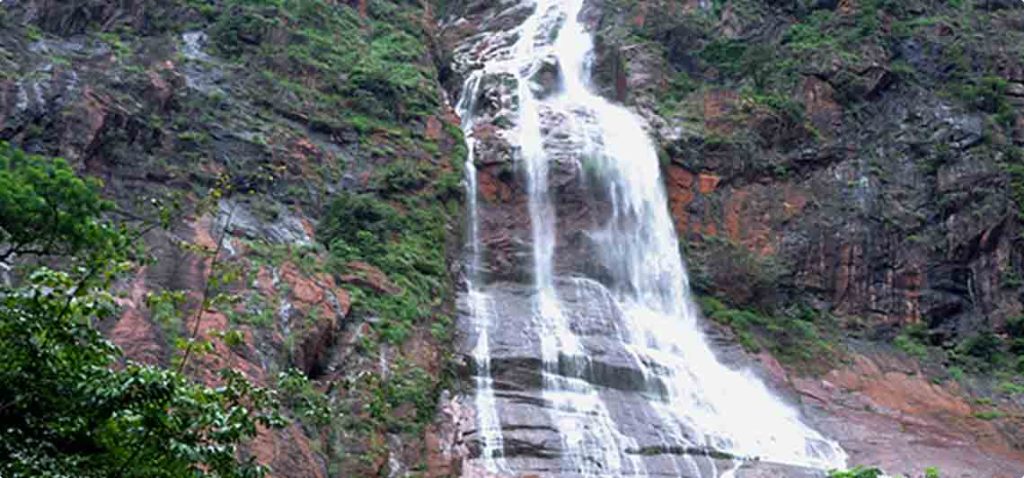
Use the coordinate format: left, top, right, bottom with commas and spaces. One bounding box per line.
282, 262, 324, 305
724, 189, 747, 244
341, 261, 402, 295
425, 115, 443, 141
110, 269, 163, 365
696, 173, 719, 194
665, 165, 695, 234
702, 90, 739, 135
250, 423, 326, 478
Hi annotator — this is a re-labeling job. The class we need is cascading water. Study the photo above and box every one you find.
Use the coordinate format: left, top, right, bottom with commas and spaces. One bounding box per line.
457, 71, 509, 474
456, 0, 848, 476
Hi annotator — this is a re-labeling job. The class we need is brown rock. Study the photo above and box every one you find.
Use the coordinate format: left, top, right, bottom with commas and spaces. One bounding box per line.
145, 62, 183, 112
250, 423, 326, 478
665, 164, 695, 234
801, 76, 843, 137
702, 89, 739, 135
110, 269, 163, 365
425, 115, 443, 140
341, 261, 402, 295
697, 173, 719, 194
282, 262, 324, 305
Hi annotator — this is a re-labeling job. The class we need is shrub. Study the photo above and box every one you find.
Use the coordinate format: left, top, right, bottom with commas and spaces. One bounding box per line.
319, 192, 400, 248
829, 466, 883, 478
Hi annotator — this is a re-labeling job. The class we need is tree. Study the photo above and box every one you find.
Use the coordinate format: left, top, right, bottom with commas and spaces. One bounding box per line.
0, 142, 129, 265
0, 143, 288, 477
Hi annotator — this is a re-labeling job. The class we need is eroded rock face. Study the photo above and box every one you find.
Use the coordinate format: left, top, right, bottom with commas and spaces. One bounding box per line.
453, 279, 829, 477
441, 1, 843, 476
440, 0, 1024, 475
794, 349, 1024, 477
1, 0, 465, 475
585, 0, 1024, 474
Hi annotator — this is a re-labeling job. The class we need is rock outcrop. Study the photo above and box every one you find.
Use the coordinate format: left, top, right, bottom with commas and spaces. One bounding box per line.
440, 0, 1024, 475
1, 0, 466, 475
588, 0, 1024, 474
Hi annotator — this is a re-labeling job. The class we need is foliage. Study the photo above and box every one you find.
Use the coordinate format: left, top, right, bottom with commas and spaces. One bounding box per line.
952, 331, 1009, 371
372, 160, 430, 196
364, 361, 436, 434
321, 192, 452, 344
208, 0, 438, 129
698, 295, 835, 369
1006, 146, 1024, 222
828, 467, 883, 478
0, 142, 132, 265
682, 235, 784, 310
0, 144, 288, 477
319, 192, 401, 247
972, 409, 1005, 420
277, 369, 332, 427
0, 273, 284, 477
830, 466, 941, 478
894, 323, 930, 359
953, 76, 1015, 126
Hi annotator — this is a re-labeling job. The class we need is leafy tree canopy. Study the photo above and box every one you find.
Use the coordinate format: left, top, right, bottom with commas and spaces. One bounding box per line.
0, 143, 287, 477
0, 142, 131, 266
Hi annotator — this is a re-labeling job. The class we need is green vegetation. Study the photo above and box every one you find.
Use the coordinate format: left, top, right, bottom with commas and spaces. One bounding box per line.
0, 143, 132, 265
320, 191, 454, 344
209, 0, 438, 132
830, 466, 942, 478
681, 235, 837, 370
972, 409, 1005, 420
699, 296, 836, 369
0, 144, 291, 477
829, 467, 883, 478
365, 360, 436, 434
894, 323, 930, 359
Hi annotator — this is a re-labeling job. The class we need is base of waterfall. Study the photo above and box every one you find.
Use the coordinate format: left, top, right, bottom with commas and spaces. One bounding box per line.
456, 278, 842, 477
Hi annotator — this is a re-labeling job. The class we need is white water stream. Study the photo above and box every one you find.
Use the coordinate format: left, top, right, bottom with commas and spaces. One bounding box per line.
457, 0, 848, 475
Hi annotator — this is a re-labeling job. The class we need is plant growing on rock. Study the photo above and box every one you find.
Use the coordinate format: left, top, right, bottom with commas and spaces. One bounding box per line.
828, 466, 883, 478
0, 144, 291, 477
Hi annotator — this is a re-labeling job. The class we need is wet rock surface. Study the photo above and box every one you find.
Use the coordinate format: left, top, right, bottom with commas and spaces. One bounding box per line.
585, 0, 1024, 475
455, 279, 834, 477
443, 0, 1024, 475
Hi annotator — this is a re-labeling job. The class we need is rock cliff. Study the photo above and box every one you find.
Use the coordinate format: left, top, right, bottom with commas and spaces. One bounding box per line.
2, 0, 466, 475
4, 0, 1024, 476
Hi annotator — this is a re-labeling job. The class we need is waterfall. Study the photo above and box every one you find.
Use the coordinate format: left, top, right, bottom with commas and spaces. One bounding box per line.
457, 71, 509, 473
456, 0, 848, 475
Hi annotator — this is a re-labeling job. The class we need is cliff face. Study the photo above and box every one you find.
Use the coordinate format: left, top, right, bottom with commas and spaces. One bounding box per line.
1, 1, 466, 475
586, 0, 1024, 474
436, 0, 1024, 475
5, 0, 1024, 476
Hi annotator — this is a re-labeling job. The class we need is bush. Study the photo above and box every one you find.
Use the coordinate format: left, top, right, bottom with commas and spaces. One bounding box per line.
698, 295, 834, 368
958, 332, 1005, 363
208, 0, 438, 126
829, 466, 883, 478
319, 192, 400, 248
319, 193, 451, 345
